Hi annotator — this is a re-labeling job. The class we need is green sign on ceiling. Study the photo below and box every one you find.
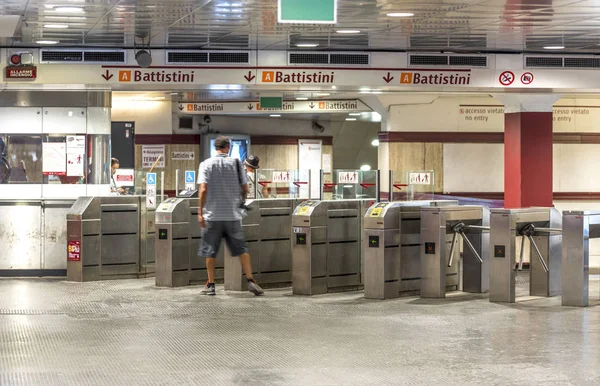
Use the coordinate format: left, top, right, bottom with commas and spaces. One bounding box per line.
278, 0, 337, 24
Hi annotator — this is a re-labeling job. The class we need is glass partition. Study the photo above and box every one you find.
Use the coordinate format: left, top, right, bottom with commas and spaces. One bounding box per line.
390, 170, 434, 201
254, 169, 311, 199
324, 169, 379, 200
0, 133, 110, 186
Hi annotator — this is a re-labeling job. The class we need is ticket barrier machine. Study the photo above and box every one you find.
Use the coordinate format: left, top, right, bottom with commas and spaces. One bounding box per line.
224, 199, 302, 291
562, 211, 599, 307
363, 200, 458, 300
67, 196, 155, 282
489, 208, 562, 303
292, 200, 370, 295
420, 206, 490, 298
189, 200, 225, 284
155, 198, 190, 287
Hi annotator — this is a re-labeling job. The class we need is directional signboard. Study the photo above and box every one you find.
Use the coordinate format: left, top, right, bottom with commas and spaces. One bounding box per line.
176, 99, 371, 115
146, 173, 157, 209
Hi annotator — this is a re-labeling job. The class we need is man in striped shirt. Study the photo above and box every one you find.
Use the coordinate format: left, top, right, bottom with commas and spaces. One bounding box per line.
197, 136, 264, 296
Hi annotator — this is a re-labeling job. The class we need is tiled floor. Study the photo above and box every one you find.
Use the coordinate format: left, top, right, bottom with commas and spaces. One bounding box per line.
0, 275, 598, 385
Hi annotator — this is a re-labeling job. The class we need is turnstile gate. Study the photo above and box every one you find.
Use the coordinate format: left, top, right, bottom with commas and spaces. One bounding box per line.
155, 198, 190, 287
562, 211, 599, 307
224, 198, 302, 291
189, 200, 225, 284
420, 205, 490, 298
292, 199, 370, 295
363, 200, 458, 300
489, 208, 562, 303
67, 196, 155, 282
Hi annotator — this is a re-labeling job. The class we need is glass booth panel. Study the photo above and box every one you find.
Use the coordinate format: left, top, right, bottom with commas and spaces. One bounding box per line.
253, 169, 311, 199
326, 169, 379, 200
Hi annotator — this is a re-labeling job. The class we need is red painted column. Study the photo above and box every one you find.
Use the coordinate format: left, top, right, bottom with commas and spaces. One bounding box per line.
504, 112, 553, 208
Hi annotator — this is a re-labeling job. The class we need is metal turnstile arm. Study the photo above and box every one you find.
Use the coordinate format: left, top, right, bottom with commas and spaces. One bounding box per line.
448, 231, 458, 267
447, 223, 484, 267
527, 235, 549, 273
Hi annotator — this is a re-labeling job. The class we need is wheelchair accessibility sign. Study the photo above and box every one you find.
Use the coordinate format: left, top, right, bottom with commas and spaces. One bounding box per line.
185, 170, 196, 190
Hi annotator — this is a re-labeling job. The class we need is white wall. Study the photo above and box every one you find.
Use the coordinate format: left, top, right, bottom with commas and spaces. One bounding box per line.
554, 144, 600, 192
111, 100, 172, 134
443, 144, 504, 193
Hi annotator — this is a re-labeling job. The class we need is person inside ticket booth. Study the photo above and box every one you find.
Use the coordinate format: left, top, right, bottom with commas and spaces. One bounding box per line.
244, 155, 269, 199
110, 157, 125, 195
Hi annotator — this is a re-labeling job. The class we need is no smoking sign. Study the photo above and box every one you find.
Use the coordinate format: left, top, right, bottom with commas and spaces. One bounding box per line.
499, 71, 515, 86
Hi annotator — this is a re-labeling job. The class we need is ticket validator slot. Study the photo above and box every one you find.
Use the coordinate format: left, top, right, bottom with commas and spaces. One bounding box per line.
420, 205, 490, 298
489, 208, 562, 303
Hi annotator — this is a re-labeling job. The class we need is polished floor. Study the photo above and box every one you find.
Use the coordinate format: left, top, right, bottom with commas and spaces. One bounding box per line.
0, 274, 598, 386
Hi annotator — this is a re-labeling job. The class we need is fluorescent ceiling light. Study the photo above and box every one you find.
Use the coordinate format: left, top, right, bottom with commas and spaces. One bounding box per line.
349, 113, 361, 116
44, 24, 69, 29
296, 43, 319, 48
346, 118, 357, 121
36, 40, 59, 44
387, 12, 414, 17
336, 30, 361, 34
315, 93, 330, 96
360, 165, 372, 171
296, 97, 308, 100
331, 85, 337, 89
543, 45, 564, 50
54, 6, 85, 13
270, 114, 281, 117
371, 139, 380, 147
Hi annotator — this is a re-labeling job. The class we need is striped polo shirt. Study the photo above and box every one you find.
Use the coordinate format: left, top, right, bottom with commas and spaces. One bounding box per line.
197, 153, 248, 221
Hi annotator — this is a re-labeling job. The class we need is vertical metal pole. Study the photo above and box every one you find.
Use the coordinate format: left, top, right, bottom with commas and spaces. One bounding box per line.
319, 169, 323, 200
175, 169, 179, 194
253, 169, 258, 199
528, 235, 549, 273
376, 169, 380, 202
160, 171, 165, 201
389, 170, 393, 202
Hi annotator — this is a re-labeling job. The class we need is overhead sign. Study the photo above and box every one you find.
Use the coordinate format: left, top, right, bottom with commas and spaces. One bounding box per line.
5, 66, 37, 80
278, 0, 336, 24
260, 96, 283, 109
178, 99, 370, 115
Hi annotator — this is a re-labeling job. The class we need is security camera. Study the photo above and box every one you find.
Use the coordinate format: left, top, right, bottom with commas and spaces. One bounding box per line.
312, 120, 325, 133
203, 115, 212, 124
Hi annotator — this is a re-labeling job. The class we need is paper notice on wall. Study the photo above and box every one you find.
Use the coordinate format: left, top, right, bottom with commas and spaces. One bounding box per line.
322, 153, 332, 173
66, 153, 85, 177
409, 172, 432, 185
65, 135, 86, 177
42, 142, 67, 176
299, 139, 322, 199
142, 145, 165, 169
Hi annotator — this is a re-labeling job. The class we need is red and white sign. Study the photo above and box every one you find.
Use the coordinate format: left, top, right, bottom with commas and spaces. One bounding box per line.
409, 172, 432, 185
67, 240, 81, 261
272, 171, 291, 183
5, 66, 37, 80
42, 142, 67, 176
521, 72, 534, 85
499, 71, 515, 86
338, 171, 359, 184
114, 168, 135, 187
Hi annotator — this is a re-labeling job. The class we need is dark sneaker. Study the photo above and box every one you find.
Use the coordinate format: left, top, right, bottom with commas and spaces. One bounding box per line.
201, 283, 216, 296
247, 281, 264, 296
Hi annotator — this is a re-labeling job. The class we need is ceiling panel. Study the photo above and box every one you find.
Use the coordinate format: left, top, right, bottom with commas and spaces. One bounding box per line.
2, 0, 600, 52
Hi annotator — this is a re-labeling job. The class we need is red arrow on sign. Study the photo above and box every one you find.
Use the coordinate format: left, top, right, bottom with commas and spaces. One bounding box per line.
101, 70, 113, 81
323, 183, 337, 189
360, 183, 376, 189
393, 184, 408, 191
293, 182, 307, 187
244, 71, 256, 82
258, 181, 271, 187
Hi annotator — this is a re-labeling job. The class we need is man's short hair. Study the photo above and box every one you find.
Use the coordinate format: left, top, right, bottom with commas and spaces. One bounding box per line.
111, 157, 119, 166
214, 136, 231, 150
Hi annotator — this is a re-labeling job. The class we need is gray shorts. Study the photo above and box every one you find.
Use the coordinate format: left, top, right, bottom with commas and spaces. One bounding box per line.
199, 220, 248, 258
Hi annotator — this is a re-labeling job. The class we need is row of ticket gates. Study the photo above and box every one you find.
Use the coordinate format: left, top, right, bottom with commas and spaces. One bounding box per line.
66, 196, 597, 307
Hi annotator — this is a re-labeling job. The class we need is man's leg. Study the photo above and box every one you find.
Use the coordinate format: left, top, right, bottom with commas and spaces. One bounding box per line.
206, 258, 216, 283
225, 221, 263, 295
